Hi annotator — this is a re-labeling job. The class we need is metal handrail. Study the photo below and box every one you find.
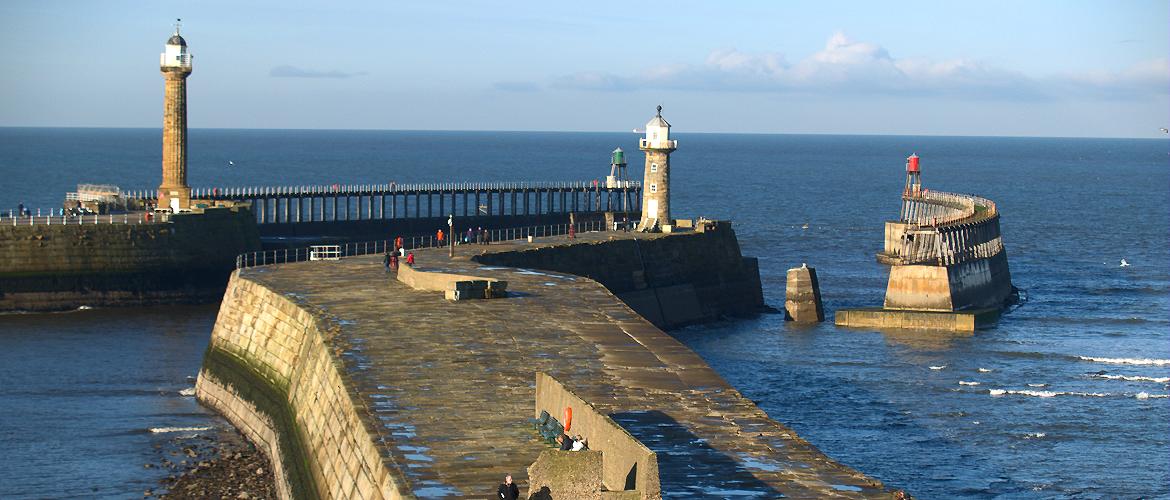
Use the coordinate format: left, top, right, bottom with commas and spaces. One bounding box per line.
234, 219, 609, 270
3, 212, 171, 226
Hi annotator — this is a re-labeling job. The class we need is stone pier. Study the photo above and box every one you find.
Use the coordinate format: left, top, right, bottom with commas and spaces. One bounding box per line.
196, 227, 894, 498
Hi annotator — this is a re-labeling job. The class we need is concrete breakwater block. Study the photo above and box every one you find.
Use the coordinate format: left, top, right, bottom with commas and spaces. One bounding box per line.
785, 264, 824, 323
835, 307, 1001, 332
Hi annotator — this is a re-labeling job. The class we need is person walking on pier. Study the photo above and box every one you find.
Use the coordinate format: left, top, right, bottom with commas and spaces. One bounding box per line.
394, 236, 404, 252
497, 474, 519, 500
382, 250, 391, 272
405, 252, 415, 267
436, 229, 445, 247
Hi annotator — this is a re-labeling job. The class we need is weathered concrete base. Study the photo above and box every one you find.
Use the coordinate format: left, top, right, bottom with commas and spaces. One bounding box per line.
883, 252, 1013, 312
835, 307, 1001, 332
784, 265, 824, 323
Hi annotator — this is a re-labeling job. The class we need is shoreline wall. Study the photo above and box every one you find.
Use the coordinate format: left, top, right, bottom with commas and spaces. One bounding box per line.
195, 273, 410, 500
0, 208, 260, 312
472, 221, 765, 329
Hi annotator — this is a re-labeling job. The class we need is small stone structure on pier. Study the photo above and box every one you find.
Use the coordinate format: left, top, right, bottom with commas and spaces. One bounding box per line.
837, 154, 1015, 331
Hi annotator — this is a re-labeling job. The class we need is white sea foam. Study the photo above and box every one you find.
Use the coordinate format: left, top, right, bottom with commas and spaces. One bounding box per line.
1078, 356, 1170, 366
959, 381, 980, 386
150, 426, 212, 433
1022, 432, 1046, 439
178, 387, 196, 396
929, 365, 946, 370
989, 389, 1109, 398
1091, 374, 1170, 383
1027, 383, 1048, 388
77, 305, 93, 310
977, 368, 992, 373
1136, 392, 1169, 399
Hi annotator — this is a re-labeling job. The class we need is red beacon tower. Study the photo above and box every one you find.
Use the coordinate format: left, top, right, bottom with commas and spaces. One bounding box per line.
904, 153, 922, 198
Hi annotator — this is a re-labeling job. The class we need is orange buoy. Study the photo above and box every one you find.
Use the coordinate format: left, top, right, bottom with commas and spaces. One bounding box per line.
563, 407, 573, 432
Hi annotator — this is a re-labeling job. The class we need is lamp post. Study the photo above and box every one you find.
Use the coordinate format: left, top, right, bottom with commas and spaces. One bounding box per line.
448, 214, 454, 258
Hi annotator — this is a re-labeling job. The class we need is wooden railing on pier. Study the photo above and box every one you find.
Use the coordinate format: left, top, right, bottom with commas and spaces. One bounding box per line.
883, 190, 1004, 267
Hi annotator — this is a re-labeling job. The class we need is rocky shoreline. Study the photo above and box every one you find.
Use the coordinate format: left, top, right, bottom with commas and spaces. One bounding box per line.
146, 425, 276, 499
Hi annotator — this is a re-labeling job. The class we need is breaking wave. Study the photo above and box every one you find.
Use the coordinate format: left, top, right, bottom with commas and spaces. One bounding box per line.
1135, 392, 1169, 400
1022, 432, 1046, 439
959, 381, 980, 386
1090, 374, 1170, 383
977, 368, 992, 373
149, 426, 212, 433
989, 389, 1109, 398
1078, 356, 1170, 366
178, 387, 196, 396
929, 365, 946, 370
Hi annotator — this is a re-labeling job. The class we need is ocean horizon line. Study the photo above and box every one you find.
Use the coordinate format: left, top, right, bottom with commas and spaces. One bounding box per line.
1, 125, 1164, 142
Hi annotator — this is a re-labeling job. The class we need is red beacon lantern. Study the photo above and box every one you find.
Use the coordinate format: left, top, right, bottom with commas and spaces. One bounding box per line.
906, 153, 920, 172
904, 153, 922, 198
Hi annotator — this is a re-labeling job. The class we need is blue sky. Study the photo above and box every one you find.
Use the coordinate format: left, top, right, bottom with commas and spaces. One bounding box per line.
1, 1, 1167, 137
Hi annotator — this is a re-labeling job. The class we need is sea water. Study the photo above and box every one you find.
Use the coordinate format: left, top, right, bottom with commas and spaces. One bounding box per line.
1, 128, 1167, 498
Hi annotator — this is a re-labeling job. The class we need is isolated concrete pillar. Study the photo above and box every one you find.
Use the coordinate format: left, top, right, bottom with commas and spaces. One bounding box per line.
785, 264, 824, 323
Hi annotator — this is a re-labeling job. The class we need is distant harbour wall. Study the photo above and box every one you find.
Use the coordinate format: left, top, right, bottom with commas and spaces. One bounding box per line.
0, 207, 260, 312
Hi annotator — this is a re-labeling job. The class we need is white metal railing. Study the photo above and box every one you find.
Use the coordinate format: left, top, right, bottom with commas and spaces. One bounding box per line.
2, 211, 171, 226
309, 245, 341, 261
160, 53, 193, 68
639, 138, 678, 149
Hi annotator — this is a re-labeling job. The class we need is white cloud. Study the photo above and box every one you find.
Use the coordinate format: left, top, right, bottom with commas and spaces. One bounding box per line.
553, 32, 1166, 101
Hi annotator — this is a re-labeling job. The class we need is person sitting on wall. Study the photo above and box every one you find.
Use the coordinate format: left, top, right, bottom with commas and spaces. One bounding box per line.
557, 433, 574, 451
497, 474, 519, 500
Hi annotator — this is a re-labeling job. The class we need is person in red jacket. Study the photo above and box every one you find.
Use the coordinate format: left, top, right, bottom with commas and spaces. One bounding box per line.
405, 252, 415, 267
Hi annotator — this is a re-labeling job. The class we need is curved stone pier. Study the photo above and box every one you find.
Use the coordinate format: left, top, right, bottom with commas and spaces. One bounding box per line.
197, 228, 895, 499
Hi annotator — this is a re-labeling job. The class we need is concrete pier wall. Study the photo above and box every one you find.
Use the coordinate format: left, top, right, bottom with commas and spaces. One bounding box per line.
534, 372, 659, 498
0, 208, 260, 311
884, 250, 1013, 311
195, 274, 410, 499
473, 222, 764, 329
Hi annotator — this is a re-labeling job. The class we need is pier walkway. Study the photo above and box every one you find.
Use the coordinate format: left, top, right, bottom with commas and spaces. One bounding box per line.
229, 231, 888, 498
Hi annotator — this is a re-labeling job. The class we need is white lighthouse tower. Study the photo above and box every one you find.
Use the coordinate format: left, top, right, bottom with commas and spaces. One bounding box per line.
638, 106, 677, 231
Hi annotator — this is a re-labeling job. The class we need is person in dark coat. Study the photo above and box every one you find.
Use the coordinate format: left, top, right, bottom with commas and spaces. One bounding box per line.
558, 433, 574, 451
497, 474, 519, 500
